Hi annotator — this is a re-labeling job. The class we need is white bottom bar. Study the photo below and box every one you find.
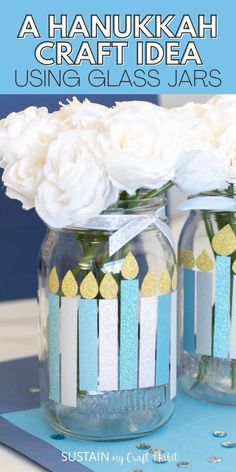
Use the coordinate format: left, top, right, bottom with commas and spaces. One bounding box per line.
60, 297, 78, 407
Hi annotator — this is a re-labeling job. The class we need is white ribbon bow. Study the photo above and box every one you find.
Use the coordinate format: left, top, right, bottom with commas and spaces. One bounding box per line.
82, 208, 175, 256
178, 196, 236, 212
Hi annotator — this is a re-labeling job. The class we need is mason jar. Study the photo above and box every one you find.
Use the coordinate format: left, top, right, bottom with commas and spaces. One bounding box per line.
178, 189, 236, 405
38, 195, 177, 440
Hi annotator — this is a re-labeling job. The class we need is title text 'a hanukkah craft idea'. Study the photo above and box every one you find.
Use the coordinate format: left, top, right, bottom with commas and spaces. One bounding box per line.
47, 252, 177, 408
181, 224, 236, 360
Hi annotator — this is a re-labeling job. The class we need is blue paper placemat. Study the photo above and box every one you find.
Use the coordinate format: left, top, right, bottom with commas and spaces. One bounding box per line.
1, 357, 236, 471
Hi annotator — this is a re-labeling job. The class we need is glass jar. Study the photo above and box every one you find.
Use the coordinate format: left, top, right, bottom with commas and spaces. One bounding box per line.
178, 189, 236, 405
38, 195, 177, 440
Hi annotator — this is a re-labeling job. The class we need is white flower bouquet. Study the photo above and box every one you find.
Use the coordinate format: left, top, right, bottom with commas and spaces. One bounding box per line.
0, 96, 234, 229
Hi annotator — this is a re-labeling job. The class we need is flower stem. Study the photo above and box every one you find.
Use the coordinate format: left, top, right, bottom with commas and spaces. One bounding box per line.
125, 181, 174, 203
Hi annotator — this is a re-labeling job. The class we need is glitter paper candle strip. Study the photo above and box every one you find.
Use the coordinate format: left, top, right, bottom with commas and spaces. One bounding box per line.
230, 275, 236, 359
196, 272, 213, 356
156, 293, 171, 386
139, 296, 157, 388
49, 293, 60, 402
170, 291, 177, 399
99, 299, 118, 391
214, 256, 231, 359
183, 269, 196, 352
120, 279, 139, 390
60, 297, 78, 407
79, 299, 98, 391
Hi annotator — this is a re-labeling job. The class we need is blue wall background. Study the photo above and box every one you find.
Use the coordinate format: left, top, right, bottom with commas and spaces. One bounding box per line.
0, 94, 158, 301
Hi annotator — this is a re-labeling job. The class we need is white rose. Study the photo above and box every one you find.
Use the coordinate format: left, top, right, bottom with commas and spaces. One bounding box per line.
209, 94, 236, 109
175, 146, 229, 195
172, 97, 236, 147
0, 106, 48, 137
2, 143, 48, 209
57, 97, 109, 131
95, 102, 176, 194
218, 125, 236, 170
200, 96, 236, 144
114, 100, 165, 115
35, 130, 119, 228
0, 107, 47, 165
0, 106, 64, 169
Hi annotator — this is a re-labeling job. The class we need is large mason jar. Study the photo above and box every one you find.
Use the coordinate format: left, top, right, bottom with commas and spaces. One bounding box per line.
178, 187, 236, 405
38, 195, 177, 440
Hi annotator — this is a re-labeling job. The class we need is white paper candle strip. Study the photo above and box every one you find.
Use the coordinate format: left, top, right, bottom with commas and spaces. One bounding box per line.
99, 299, 118, 391
230, 275, 236, 360
60, 297, 78, 407
196, 271, 213, 356
139, 296, 157, 388
170, 291, 177, 400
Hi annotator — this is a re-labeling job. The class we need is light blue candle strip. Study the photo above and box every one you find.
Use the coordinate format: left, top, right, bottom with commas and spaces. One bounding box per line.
120, 279, 139, 390
79, 299, 98, 392
214, 256, 231, 359
156, 293, 171, 387
196, 272, 213, 356
230, 275, 236, 359
170, 291, 177, 399
48, 293, 60, 402
183, 269, 196, 352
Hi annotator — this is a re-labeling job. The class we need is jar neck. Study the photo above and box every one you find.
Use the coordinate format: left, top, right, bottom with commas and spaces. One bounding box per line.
186, 183, 236, 219
105, 193, 166, 215
192, 183, 236, 200
47, 193, 167, 234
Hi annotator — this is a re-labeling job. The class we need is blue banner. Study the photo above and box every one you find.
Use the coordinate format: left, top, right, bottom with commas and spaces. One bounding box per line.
0, 0, 234, 94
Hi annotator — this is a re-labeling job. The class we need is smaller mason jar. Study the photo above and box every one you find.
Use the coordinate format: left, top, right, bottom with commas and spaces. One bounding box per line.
38, 195, 177, 440
178, 189, 236, 405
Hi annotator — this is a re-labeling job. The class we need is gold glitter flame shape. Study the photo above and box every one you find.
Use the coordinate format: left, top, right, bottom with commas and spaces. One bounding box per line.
61, 270, 78, 298
48, 267, 59, 294
212, 224, 236, 256
141, 271, 158, 297
159, 268, 171, 295
196, 250, 214, 272
181, 249, 195, 269
80, 271, 99, 299
232, 260, 236, 274
100, 273, 118, 299
172, 266, 177, 291
121, 252, 139, 280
